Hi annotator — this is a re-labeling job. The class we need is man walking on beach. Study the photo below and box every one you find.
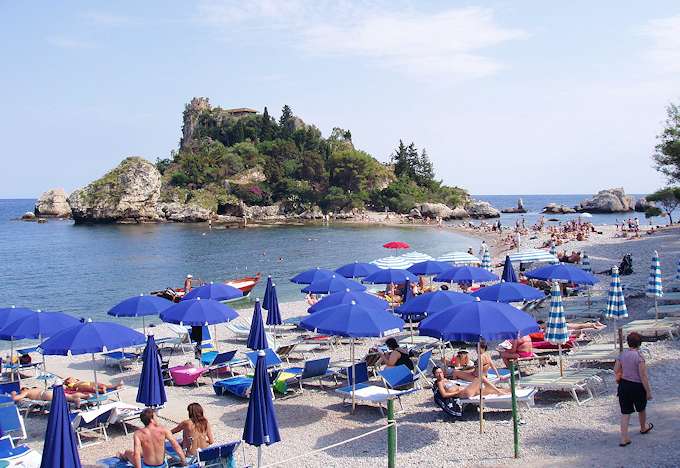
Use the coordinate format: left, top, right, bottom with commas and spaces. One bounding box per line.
119, 408, 186, 467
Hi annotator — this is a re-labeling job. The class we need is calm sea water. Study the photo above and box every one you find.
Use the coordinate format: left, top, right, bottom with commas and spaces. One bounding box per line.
0, 199, 475, 328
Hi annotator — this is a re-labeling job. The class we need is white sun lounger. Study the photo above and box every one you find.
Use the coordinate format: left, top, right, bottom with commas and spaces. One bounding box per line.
646, 304, 680, 317
622, 319, 679, 339
518, 369, 605, 405
658, 292, 680, 304
459, 387, 537, 410
335, 384, 417, 415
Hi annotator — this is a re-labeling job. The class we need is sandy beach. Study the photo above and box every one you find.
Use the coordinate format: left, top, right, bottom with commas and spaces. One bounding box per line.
16, 224, 680, 468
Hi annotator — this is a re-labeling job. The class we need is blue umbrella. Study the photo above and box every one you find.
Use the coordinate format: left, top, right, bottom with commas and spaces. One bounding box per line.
363, 268, 417, 285
0, 306, 34, 329
243, 349, 281, 467
40, 385, 81, 468
137, 335, 166, 407
301, 275, 366, 294
182, 282, 243, 302
335, 262, 380, 279
481, 248, 492, 271
108, 294, 172, 334
501, 256, 518, 282
525, 264, 598, 285
290, 268, 335, 284
247, 300, 269, 351
0, 310, 78, 340
407, 260, 450, 276
262, 276, 274, 310
403, 279, 414, 303
160, 298, 239, 326
396, 291, 474, 319
265, 285, 282, 348
308, 290, 388, 314
433, 266, 499, 283
471, 282, 544, 303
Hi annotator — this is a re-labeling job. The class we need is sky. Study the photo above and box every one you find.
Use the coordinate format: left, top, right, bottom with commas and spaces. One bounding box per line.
1, 0, 679, 198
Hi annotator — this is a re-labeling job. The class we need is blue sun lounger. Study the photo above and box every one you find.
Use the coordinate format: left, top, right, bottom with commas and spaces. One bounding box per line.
283, 357, 338, 392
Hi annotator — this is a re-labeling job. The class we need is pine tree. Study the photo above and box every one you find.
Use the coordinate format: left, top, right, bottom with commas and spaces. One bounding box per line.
391, 140, 410, 178
415, 149, 435, 186
260, 106, 274, 141
279, 105, 295, 138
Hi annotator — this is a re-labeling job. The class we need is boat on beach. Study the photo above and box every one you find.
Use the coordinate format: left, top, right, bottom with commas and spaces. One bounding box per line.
150, 273, 261, 303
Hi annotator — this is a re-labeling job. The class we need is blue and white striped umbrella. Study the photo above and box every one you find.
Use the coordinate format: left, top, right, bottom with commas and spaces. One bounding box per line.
400, 251, 433, 263
605, 266, 628, 320
437, 251, 480, 265
646, 250, 663, 298
549, 243, 558, 264
481, 248, 492, 272
371, 256, 413, 270
545, 282, 569, 345
581, 253, 592, 273
508, 249, 558, 264
675, 258, 680, 281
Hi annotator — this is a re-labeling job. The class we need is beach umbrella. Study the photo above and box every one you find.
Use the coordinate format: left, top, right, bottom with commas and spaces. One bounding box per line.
419, 298, 539, 433
400, 251, 433, 263
290, 268, 335, 284
481, 248, 492, 272
403, 278, 414, 303
437, 251, 480, 265
40, 385, 81, 468
108, 294, 172, 335
243, 349, 281, 468
265, 285, 282, 348
545, 282, 569, 376
160, 298, 239, 326
549, 243, 558, 264
301, 275, 366, 294
300, 301, 404, 411
471, 282, 544, 303
396, 291, 474, 319
508, 249, 558, 264
363, 268, 417, 285
646, 250, 663, 319
605, 266, 628, 350
525, 264, 598, 285
182, 282, 243, 302
383, 241, 410, 250
335, 262, 380, 279
581, 253, 592, 273
0, 306, 34, 330
676, 258, 680, 281
39, 320, 145, 398
247, 300, 269, 351
407, 260, 450, 276
262, 276, 274, 310
501, 256, 518, 283
308, 290, 389, 314
136, 335, 167, 408
579, 212, 593, 218
433, 266, 499, 284
371, 256, 413, 270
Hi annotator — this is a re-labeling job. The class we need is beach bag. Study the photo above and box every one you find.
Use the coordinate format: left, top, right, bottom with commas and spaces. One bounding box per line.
433, 387, 462, 418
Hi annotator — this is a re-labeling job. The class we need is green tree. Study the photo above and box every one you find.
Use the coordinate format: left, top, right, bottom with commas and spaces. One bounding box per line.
391, 140, 410, 179
260, 106, 275, 141
279, 105, 295, 139
653, 102, 680, 182
646, 187, 680, 224
414, 148, 435, 187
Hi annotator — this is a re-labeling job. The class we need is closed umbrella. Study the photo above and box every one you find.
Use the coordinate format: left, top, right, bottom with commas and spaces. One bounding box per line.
262, 276, 274, 311
437, 251, 480, 265
581, 253, 592, 273
182, 282, 243, 302
605, 266, 628, 351
545, 282, 569, 376
549, 243, 558, 264
243, 349, 281, 468
108, 294, 172, 335
501, 256, 518, 283
40, 385, 81, 468
265, 285, 282, 348
136, 335, 167, 408
308, 290, 389, 314
646, 250, 663, 319
335, 262, 380, 279
481, 248, 492, 272
433, 266, 499, 284
471, 282, 544, 303
301, 275, 366, 294
247, 300, 269, 351
290, 268, 335, 284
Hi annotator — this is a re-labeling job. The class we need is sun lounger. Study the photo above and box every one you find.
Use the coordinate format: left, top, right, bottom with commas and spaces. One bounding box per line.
204, 350, 248, 380
0, 435, 41, 467
71, 402, 143, 448
0, 406, 27, 443
284, 357, 338, 392
566, 345, 619, 365
245, 348, 283, 370
196, 440, 241, 468
622, 318, 679, 339
103, 351, 140, 372
213, 370, 282, 399
0, 382, 20, 396
226, 320, 275, 344
459, 387, 537, 410
658, 291, 680, 303
646, 304, 680, 317
518, 369, 605, 405
163, 323, 192, 353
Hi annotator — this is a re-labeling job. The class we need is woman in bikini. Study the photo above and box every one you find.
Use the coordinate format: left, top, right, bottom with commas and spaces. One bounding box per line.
450, 342, 500, 382
433, 366, 509, 399
63, 377, 123, 395
12, 387, 91, 406
171, 403, 214, 456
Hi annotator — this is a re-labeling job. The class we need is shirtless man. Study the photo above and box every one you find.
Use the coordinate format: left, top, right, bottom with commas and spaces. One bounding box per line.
184, 275, 193, 293
12, 387, 91, 406
120, 408, 186, 468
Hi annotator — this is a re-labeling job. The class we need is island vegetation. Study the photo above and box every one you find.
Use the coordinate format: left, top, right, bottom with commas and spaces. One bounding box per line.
648, 101, 680, 223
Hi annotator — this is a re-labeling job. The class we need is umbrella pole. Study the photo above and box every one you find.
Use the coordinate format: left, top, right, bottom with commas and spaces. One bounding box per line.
478, 341, 484, 434
11, 339, 18, 385
409, 319, 414, 345
558, 344, 563, 377
273, 325, 277, 349
214, 324, 219, 352
257, 446, 262, 468
655, 297, 659, 321
92, 353, 100, 398
142, 316, 147, 337
351, 339, 356, 413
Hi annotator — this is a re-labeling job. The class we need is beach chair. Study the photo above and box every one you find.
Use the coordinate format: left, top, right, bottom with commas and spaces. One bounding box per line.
646, 304, 680, 318
103, 351, 140, 372
0, 435, 41, 467
197, 440, 242, 468
622, 319, 679, 340
0, 406, 27, 442
213, 370, 281, 399
413, 350, 434, 387
283, 357, 337, 393
379, 365, 419, 390
163, 323, 192, 353
458, 387, 537, 411
658, 291, 680, 304
245, 348, 283, 370
0, 381, 20, 396
71, 404, 114, 447
518, 369, 605, 405
204, 350, 247, 380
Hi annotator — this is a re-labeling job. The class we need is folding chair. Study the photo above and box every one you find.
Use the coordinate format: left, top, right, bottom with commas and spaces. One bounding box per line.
284, 357, 338, 393
205, 350, 248, 381
0, 406, 27, 442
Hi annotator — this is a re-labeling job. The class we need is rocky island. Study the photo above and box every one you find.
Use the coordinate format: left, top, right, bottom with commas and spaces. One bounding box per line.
34, 98, 501, 224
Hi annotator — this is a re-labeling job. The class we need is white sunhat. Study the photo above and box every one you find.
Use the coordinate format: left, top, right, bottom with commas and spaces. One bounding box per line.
186, 274, 193, 278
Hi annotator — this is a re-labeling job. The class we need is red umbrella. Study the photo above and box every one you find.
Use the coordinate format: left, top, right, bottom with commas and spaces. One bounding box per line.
383, 241, 410, 250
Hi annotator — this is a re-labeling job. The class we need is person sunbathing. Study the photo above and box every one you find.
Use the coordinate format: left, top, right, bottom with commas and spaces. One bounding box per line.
449, 343, 499, 382
533, 320, 606, 341
499, 335, 533, 367
12, 387, 91, 406
171, 403, 214, 456
433, 366, 509, 399
376, 338, 414, 370
63, 377, 123, 395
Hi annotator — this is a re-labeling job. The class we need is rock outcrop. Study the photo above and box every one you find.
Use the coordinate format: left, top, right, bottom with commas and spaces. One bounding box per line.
21, 212, 36, 221
413, 203, 469, 220
242, 203, 283, 219
465, 200, 500, 219
576, 188, 634, 213
158, 202, 211, 222
501, 198, 526, 214
34, 188, 72, 218
635, 197, 655, 213
68, 157, 162, 223
542, 203, 576, 214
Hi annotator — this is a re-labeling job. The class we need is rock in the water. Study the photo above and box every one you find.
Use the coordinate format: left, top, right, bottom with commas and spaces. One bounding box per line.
465, 200, 500, 218
68, 157, 162, 223
34, 188, 72, 218
542, 203, 576, 214
502, 198, 527, 214
635, 197, 655, 213
577, 188, 634, 213
21, 211, 36, 220
159, 202, 212, 222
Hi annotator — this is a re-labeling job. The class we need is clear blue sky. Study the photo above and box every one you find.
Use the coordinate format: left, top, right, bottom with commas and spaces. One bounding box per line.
2, 1, 679, 198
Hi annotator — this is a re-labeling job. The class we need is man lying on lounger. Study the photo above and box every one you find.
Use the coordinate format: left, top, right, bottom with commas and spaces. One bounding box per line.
63, 377, 123, 395
12, 387, 92, 406
433, 366, 509, 399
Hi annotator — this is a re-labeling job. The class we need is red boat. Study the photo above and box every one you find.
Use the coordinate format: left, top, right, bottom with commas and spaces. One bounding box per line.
151, 272, 261, 303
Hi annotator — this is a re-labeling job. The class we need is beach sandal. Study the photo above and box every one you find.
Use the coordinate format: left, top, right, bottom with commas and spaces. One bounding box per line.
619, 441, 631, 447
641, 423, 654, 434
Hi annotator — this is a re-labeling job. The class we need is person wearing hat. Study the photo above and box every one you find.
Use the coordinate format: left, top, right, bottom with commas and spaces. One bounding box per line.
184, 274, 193, 292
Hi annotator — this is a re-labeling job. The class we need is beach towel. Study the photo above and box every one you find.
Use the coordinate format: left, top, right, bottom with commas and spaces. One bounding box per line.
432, 386, 462, 418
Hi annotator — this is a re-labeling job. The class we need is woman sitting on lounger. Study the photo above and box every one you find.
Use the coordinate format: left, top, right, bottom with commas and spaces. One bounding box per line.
377, 338, 414, 370
433, 367, 509, 399
63, 377, 122, 395
450, 342, 499, 382
499, 335, 533, 367
171, 403, 214, 456
12, 387, 91, 406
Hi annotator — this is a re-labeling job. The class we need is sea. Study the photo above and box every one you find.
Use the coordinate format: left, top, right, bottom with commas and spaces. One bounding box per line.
0, 195, 665, 331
